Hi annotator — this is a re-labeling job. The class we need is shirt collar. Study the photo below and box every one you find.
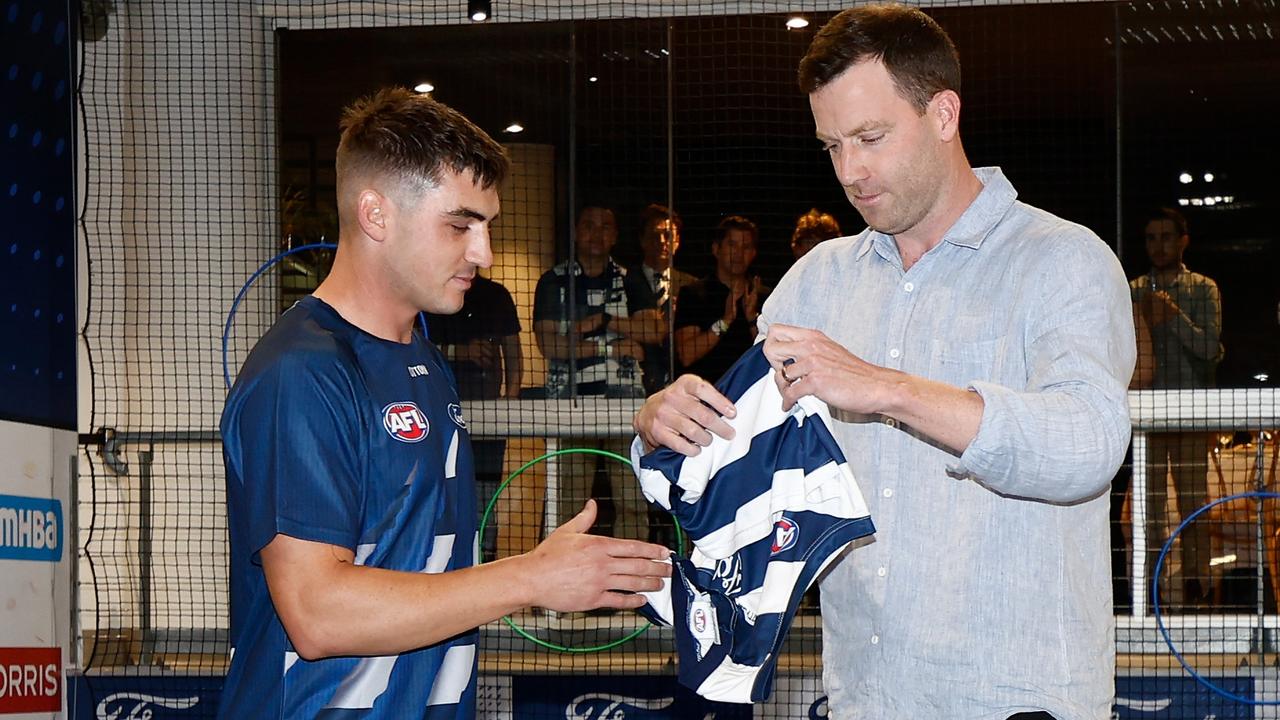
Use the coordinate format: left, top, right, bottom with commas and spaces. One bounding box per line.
857, 166, 1018, 262
570, 257, 622, 277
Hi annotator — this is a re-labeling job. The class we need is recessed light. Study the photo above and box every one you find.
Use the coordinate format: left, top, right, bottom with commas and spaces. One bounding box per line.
1178, 172, 1193, 184
504, 123, 524, 134
786, 16, 809, 29
413, 82, 435, 94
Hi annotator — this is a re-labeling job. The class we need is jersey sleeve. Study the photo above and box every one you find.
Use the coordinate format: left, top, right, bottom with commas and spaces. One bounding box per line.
222, 354, 366, 560
532, 270, 563, 324
494, 283, 522, 336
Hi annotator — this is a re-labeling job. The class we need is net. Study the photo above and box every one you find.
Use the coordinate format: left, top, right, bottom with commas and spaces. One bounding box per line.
69, 0, 1280, 717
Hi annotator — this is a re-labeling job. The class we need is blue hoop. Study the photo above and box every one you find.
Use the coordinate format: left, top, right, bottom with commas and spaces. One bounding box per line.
1152, 490, 1280, 706
222, 242, 431, 388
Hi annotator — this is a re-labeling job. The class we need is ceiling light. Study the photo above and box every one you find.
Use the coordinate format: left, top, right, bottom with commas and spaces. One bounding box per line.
413, 82, 434, 94
504, 123, 524, 134
1203, 196, 1216, 206
1178, 172, 1193, 184
786, 16, 810, 29
1203, 172, 1214, 182
588, 76, 598, 83
1177, 198, 1190, 206
468, 0, 490, 22
1255, 373, 1270, 382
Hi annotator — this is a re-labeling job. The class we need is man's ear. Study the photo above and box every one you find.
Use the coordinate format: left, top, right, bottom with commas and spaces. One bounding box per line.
355, 190, 389, 241
930, 90, 961, 142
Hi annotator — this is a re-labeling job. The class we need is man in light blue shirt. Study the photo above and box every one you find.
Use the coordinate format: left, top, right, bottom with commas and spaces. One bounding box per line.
633, 5, 1134, 718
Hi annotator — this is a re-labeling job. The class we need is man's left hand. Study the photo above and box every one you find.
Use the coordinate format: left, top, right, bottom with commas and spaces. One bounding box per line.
762, 323, 899, 415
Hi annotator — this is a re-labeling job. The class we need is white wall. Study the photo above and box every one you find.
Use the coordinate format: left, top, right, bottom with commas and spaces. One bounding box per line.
0, 421, 76, 719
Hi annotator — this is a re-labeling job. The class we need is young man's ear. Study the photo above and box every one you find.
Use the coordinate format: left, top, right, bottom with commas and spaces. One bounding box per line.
356, 190, 389, 241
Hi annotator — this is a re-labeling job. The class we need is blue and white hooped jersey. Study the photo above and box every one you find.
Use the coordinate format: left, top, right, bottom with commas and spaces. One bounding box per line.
633, 342, 875, 704
220, 296, 478, 720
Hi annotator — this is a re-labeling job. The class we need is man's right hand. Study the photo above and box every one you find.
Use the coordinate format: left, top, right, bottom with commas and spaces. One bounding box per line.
524, 500, 671, 611
632, 374, 736, 456
722, 286, 740, 326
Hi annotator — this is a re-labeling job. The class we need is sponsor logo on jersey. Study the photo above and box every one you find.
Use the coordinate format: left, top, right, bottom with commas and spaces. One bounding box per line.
407, 364, 430, 378
382, 402, 429, 443
711, 554, 743, 596
770, 516, 799, 555
447, 403, 467, 429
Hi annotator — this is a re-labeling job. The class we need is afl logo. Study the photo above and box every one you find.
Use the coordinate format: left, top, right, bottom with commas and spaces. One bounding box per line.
447, 403, 467, 429
771, 516, 799, 555
691, 607, 708, 634
382, 402, 429, 443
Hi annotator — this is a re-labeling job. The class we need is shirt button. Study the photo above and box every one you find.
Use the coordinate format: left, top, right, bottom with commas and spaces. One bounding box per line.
884, 417, 898, 429
888, 348, 900, 359
877, 567, 887, 577
903, 282, 914, 292
882, 488, 893, 498
871, 635, 880, 645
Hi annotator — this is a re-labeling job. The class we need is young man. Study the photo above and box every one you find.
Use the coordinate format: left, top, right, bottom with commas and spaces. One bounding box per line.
634, 5, 1134, 719
624, 203, 696, 395
220, 88, 670, 719
533, 203, 664, 399
532, 203, 666, 541
673, 215, 769, 383
1130, 207, 1223, 608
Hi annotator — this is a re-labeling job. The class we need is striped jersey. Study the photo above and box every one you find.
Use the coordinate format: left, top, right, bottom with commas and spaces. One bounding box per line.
220, 296, 478, 719
634, 342, 875, 704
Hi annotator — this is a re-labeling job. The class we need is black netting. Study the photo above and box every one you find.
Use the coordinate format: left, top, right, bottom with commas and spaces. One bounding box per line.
67, 1, 1280, 717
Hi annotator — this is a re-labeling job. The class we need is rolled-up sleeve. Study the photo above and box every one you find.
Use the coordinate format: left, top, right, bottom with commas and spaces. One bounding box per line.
957, 235, 1135, 504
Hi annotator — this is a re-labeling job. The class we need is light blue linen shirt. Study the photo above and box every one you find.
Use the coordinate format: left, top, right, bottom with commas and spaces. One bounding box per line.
759, 167, 1134, 719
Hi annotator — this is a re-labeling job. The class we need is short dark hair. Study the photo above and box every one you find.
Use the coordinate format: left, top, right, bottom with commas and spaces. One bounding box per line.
639, 203, 683, 237
337, 87, 509, 194
792, 208, 843, 245
798, 3, 960, 114
575, 201, 617, 226
1146, 207, 1189, 237
713, 215, 758, 247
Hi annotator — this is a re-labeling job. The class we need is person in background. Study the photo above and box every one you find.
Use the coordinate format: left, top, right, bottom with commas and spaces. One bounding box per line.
790, 207, 844, 261
1130, 206, 1224, 609
625, 203, 697, 395
674, 215, 770, 383
534, 203, 665, 540
425, 272, 523, 561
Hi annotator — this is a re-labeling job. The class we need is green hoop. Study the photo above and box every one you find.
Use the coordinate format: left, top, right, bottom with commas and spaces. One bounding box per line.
478, 447, 684, 653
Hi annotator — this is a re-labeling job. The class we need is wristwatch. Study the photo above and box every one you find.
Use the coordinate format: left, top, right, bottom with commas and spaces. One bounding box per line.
710, 319, 729, 336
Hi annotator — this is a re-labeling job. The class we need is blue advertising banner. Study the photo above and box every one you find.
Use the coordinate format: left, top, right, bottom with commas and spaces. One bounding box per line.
512, 674, 752, 720
0, 493, 62, 562
0, 0, 78, 430
1113, 674, 1254, 719
68, 675, 222, 720
61, 670, 1271, 718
